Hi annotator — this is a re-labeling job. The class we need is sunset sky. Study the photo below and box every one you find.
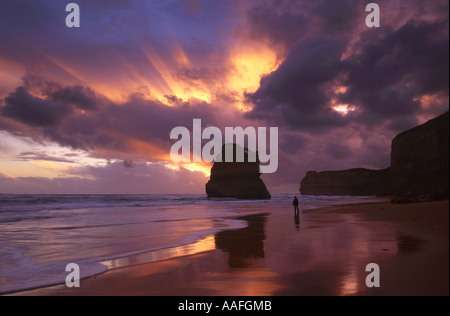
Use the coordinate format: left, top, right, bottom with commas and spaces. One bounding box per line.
0, 0, 448, 194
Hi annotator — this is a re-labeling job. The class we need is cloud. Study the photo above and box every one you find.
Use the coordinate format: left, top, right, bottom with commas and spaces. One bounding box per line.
245, 0, 363, 52
246, 37, 350, 131
0, 173, 12, 180
247, 16, 449, 133
0, 71, 239, 163
122, 160, 135, 168
49, 85, 98, 110
245, 1, 310, 50
313, 0, 360, 34
278, 132, 309, 155
13, 151, 76, 163
340, 20, 449, 131
2, 87, 72, 127
0, 162, 208, 194
325, 142, 352, 160
1, 69, 100, 128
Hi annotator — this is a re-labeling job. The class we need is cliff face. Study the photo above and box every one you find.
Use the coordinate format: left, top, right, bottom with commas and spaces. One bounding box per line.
299, 111, 449, 200
391, 111, 449, 201
206, 144, 271, 200
300, 168, 392, 196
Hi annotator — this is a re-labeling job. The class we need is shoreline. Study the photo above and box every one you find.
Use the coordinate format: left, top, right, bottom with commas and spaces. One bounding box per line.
4, 212, 271, 296
6, 199, 449, 296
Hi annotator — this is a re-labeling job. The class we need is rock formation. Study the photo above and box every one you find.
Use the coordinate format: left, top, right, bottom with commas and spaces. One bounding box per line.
206, 144, 271, 199
391, 111, 449, 202
300, 168, 392, 196
299, 111, 449, 201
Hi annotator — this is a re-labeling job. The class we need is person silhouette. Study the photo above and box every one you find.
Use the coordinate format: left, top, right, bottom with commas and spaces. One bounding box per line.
293, 196, 300, 217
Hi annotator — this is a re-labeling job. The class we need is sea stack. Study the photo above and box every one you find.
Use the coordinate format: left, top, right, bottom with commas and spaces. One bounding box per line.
300, 168, 392, 196
206, 144, 271, 199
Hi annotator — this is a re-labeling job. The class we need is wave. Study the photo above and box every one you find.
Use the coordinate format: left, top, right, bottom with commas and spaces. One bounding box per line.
0, 194, 192, 211
0, 249, 107, 295
0, 194, 261, 213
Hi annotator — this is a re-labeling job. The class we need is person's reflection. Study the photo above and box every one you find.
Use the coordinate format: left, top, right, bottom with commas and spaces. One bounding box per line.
294, 213, 300, 230
215, 213, 268, 268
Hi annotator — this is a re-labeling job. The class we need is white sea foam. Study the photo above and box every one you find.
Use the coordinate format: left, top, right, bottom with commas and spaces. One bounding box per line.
0, 249, 107, 294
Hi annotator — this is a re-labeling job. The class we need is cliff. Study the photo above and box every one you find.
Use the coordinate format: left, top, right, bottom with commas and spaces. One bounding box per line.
300, 168, 392, 196
206, 144, 271, 199
391, 111, 449, 202
299, 111, 449, 200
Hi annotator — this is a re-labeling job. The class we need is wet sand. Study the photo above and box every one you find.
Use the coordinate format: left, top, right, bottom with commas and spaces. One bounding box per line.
9, 200, 449, 296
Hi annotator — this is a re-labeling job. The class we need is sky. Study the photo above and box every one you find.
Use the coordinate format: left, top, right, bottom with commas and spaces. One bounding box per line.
0, 0, 448, 194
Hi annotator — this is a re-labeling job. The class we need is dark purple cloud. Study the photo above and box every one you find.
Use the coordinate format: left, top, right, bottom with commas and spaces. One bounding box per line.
341, 20, 449, 131
49, 85, 98, 110
246, 37, 350, 131
246, 1, 310, 50
278, 132, 309, 155
2, 68, 100, 128
313, 0, 360, 34
2, 87, 72, 127
325, 142, 352, 160
245, 0, 362, 51
122, 160, 135, 168
246, 5, 449, 134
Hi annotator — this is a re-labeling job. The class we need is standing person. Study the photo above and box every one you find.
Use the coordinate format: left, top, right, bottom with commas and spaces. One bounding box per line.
293, 196, 300, 217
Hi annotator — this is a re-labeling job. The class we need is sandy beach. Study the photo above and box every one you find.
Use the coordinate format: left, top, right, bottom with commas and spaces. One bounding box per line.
8, 199, 449, 296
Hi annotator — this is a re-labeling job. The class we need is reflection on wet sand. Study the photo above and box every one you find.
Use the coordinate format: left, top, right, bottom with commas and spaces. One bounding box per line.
265, 212, 400, 296
396, 235, 426, 255
215, 213, 268, 268
295, 213, 301, 230
104, 211, 402, 296
101, 235, 217, 270
102, 214, 269, 270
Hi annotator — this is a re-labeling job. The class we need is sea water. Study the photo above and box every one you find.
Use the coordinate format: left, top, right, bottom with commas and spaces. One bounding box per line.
0, 194, 376, 294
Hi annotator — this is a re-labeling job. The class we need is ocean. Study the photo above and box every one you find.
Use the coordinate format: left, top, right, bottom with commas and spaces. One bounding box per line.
0, 194, 376, 294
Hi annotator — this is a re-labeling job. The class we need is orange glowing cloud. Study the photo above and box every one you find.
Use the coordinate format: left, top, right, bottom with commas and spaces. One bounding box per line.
226, 41, 282, 111
165, 162, 211, 178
